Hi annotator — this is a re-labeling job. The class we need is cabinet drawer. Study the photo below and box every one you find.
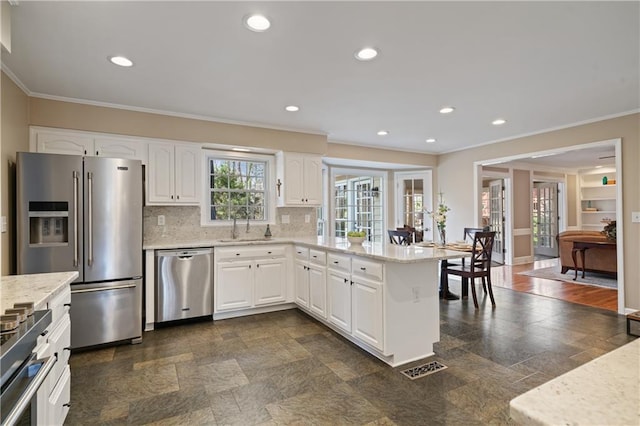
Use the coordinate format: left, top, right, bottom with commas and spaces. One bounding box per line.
294, 246, 309, 260
47, 314, 71, 393
327, 253, 351, 273
47, 287, 71, 325
352, 258, 384, 282
49, 365, 71, 425
309, 249, 326, 266
216, 245, 286, 261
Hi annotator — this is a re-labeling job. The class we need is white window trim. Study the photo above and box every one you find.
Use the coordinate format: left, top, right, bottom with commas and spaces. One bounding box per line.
200, 150, 276, 226
329, 166, 386, 240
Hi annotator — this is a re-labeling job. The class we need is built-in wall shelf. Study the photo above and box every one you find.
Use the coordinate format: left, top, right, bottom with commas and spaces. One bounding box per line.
579, 168, 616, 230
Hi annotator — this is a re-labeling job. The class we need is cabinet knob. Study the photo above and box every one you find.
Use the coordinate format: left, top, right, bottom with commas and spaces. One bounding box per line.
301, 198, 304, 202
40, 330, 49, 337
360, 267, 366, 271
177, 195, 180, 200
64, 303, 71, 307
64, 347, 71, 352
171, 195, 174, 199
63, 403, 71, 408
96, 151, 99, 156
333, 261, 339, 264
350, 281, 354, 286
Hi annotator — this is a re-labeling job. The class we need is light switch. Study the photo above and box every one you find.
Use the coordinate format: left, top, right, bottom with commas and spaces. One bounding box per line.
157, 215, 165, 226
1, 216, 6, 233
632, 212, 640, 223
305, 214, 311, 223
281, 215, 290, 224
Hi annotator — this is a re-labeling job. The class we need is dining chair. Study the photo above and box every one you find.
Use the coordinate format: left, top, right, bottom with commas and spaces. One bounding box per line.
463, 226, 491, 242
444, 231, 496, 308
388, 229, 412, 245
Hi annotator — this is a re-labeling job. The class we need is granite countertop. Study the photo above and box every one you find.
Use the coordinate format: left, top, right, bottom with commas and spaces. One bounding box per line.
509, 338, 640, 425
144, 236, 470, 264
1, 271, 78, 311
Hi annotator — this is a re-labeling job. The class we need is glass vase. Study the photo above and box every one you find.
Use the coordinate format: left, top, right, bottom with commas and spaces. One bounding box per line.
438, 228, 446, 247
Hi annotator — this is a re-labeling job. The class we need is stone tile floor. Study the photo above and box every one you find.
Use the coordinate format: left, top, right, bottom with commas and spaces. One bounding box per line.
67, 285, 635, 425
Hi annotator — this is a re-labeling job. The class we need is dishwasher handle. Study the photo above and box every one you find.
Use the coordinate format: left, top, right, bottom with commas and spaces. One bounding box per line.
156, 248, 213, 258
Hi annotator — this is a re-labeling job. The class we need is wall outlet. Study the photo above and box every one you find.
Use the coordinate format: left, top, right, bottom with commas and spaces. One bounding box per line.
632, 212, 640, 223
157, 215, 165, 226
305, 214, 311, 223
281, 214, 290, 224
1, 216, 6, 233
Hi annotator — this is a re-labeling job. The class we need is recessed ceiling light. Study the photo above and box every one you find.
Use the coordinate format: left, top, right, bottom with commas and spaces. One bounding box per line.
285, 105, 299, 112
377, 130, 389, 136
426, 138, 436, 143
232, 147, 251, 152
439, 106, 455, 114
244, 14, 271, 32
109, 56, 133, 67
355, 47, 378, 61
492, 118, 507, 125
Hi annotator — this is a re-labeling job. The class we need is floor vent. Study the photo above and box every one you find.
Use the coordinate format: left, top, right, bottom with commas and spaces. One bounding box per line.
400, 361, 447, 380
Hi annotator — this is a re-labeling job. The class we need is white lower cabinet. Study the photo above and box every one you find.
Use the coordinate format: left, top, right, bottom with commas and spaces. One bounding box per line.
327, 254, 384, 352
215, 246, 287, 312
293, 246, 327, 319
35, 286, 72, 425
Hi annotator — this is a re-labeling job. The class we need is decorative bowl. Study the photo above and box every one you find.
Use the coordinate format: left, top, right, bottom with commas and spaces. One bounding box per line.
347, 236, 366, 245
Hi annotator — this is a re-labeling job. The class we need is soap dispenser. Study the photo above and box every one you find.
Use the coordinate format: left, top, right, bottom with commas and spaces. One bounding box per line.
264, 224, 272, 239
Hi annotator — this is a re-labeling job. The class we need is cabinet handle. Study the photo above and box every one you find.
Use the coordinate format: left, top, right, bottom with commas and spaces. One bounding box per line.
344, 278, 348, 283
312, 255, 317, 258
236, 253, 240, 256
177, 195, 180, 200
171, 195, 174, 199
64, 347, 71, 352
333, 261, 339, 264
249, 265, 252, 269
64, 303, 71, 307
63, 403, 71, 408
360, 267, 366, 271
301, 198, 304, 202
257, 264, 260, 268
84, 150, 87, 155
267, 251, 272, 254
96, 150, 99, 156
351, 281, 354, 286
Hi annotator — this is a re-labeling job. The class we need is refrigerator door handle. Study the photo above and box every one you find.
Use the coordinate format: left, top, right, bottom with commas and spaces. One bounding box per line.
71, 284, 136, 294
73, 171, 79, 267
87, 171, 93, 266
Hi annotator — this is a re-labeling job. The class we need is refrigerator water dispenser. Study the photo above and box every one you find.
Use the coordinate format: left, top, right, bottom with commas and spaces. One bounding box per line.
28, 201, 69, 245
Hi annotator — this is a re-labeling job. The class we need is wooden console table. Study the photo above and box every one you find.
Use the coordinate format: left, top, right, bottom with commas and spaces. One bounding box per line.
570, 240, 616, 280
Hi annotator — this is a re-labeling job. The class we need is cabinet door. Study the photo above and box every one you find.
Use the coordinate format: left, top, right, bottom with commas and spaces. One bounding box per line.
294, 260, 310, 307
303, 155, 323, 205
308, 264, 327, 318
174, 144, 201, 204
35, 131, 93, 156
327, 270, 351, 333
148, 142, 175, 203
255, 258, 287, 306
284, 154, 306, 205
216, 261, 253, 311
352, 277, 383, 351
94, 137, 148, 163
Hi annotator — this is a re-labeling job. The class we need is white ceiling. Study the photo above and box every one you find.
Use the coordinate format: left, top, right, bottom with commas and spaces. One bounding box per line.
2, 1, 639, 157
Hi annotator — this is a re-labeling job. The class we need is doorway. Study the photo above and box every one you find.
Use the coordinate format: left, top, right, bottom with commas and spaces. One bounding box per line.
488, 179, 505, 264
394, 171, 433, 243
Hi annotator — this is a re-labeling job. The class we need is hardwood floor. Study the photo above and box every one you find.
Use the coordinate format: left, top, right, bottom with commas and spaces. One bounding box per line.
490, 258, 618, 312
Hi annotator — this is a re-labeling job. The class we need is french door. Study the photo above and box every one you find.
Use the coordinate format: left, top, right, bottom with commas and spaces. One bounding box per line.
489, 180, 504, 264
395, 171, 433, 242
533, 182, 559, 257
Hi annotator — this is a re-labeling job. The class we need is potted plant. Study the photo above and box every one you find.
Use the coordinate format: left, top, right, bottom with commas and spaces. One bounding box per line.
602, 220, 616, 241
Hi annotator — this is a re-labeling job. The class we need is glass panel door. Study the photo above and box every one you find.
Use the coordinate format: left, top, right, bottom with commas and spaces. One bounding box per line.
489, 179, 504, 264
332, 172, 384, 243
395, 171, 433, 242
533, 182, 559, 257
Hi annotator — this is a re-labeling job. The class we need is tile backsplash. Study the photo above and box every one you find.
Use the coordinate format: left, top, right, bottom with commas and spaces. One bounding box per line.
144, 206, 317, 245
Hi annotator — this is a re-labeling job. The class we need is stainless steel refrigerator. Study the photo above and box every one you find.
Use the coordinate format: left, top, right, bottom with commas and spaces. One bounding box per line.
17, 152, 143, 349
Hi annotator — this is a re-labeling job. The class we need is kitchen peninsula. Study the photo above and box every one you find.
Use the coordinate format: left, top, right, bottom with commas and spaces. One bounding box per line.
144, 237, 468, 367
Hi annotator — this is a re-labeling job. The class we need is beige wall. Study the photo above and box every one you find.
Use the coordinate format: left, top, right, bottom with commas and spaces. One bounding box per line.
29, 98, 328, 155
1, 71, 30, 275
566, 174, 578, 227
327, 142, 437, 167
438, 113, 640, 310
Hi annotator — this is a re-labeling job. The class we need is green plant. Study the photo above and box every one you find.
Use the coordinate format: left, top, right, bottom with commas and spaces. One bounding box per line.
347, 231, 366, 237
602, 221, 616, 241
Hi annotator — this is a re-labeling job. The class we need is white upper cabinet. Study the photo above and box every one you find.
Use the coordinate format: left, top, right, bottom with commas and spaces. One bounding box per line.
32, 128, 93, 156
31, 127, 147, 163
94, 137, 148, 162
276, 152, 322, 206
147, 142, 201, 205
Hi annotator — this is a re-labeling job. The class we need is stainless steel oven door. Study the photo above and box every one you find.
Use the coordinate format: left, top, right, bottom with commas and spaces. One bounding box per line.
0, 353, 56, 426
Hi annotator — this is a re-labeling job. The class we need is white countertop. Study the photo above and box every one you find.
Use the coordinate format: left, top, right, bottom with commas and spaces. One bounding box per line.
509, 338, 640, 425
1, 271, 78, 311
144, 236, 469, 264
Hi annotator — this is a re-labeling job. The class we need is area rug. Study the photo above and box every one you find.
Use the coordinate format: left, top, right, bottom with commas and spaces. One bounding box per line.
518, 266, 617, 289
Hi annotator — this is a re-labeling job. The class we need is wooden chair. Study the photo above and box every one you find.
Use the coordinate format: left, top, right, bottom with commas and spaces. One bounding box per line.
444, 231, 496, 308
463, 226, 490, 243
388, 229, 412, 245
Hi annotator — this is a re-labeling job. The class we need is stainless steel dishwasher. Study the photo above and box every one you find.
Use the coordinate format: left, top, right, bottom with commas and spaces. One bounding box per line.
155, 248, 213, 322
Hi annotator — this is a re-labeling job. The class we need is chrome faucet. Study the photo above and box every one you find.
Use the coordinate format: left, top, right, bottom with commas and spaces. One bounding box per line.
246, 216, 250, 233
232, 217, 238, 239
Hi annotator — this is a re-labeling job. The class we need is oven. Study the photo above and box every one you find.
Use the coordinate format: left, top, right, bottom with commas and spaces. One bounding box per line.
1, 309, 54, 426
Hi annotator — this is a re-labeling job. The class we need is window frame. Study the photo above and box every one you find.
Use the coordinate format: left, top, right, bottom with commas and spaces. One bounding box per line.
200, 150, 276, 226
